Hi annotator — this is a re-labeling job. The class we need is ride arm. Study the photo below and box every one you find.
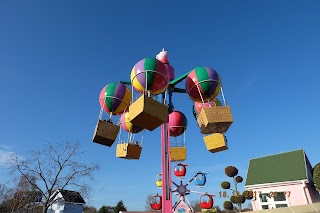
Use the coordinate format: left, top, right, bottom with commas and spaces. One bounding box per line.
172, 181, 179, 187
173, 87, 186, 93
189, 190, 216, 196
169, 72, 190, 87
120, 81, 131, 85
185, 173, 198, 186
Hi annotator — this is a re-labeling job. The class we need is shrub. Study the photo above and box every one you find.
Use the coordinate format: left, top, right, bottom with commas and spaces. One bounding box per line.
221, 181, 231, 189
223, 201, 233, 210
225, 166, 238, 177
235, 176, 243, 183
313, 163, 320, 191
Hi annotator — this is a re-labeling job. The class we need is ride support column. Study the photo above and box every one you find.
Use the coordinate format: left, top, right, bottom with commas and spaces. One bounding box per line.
161, 122, 172, 213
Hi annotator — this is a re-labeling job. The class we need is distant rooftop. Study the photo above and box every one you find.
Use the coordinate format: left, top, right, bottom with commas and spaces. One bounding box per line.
245, 149, 310, 186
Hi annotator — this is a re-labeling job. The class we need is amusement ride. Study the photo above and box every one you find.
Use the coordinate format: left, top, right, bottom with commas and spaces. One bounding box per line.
152, 163, 215, 212
92, 48, 233, 213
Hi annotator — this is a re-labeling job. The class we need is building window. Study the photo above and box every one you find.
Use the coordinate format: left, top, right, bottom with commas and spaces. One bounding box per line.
259, 191, 289, 210
276, 204, 288, 208
274, 192, 286, 201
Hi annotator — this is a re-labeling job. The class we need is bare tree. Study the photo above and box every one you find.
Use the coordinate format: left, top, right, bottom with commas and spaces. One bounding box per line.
7, 174, 41, 213
84, 205, 97, 213
190, 200, 201, 212
145, 194, 154, 211
8, 141, 100, 213
0, 184, 13, 205
0, 184, 13, 212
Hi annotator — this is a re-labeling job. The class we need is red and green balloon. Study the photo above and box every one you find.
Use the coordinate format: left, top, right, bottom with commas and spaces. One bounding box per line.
185, 66, 221, 102
99, 82, 132, 115
168, 110, 188, 137
130, 58, 170, 95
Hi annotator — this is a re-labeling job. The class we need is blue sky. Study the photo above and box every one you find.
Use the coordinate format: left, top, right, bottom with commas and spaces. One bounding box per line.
0, 0, 320, 210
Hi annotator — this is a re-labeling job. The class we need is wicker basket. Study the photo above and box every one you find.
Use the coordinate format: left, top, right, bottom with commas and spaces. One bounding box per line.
129, 95, 168, 131
92, 120, 120, 147
116, 143, 142, 160
170, 147, 187, 162
197, 106, 233, 134
203, 133, 228, 153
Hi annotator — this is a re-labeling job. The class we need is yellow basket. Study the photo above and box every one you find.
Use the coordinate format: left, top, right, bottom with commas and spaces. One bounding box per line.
92, 120, 120, 147
170, 147, 187, 162
116, 143, 142, 160
197, 106, 233, 134
203, 133, 228, 153
129, 95, 168, 131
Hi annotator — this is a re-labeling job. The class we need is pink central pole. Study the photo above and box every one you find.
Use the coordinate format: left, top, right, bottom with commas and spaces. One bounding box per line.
161, 122, 172, 213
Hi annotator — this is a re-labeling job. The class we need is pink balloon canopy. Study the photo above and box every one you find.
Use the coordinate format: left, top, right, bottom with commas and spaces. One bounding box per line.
168, 110, 188, 137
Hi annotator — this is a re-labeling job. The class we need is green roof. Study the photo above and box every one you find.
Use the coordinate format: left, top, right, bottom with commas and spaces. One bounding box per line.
245, 149, 308, 186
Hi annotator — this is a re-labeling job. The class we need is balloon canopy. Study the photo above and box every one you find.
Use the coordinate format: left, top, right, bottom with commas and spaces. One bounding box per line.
185, 67, 221, 102
164, 63, 175, 81
99, 82, 132, 115
130, 58, 170, 95
120, 112, 143, 133
192, 99, 221, 119
168, 110, 188, 137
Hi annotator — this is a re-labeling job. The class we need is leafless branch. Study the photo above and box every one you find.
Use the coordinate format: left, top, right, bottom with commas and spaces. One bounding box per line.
7, 140, 100, 213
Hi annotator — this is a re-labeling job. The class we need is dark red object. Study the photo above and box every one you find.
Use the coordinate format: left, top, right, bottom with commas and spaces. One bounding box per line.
174, 163, 188, 177
200, 194, 213, 209
150, 194, 162, 210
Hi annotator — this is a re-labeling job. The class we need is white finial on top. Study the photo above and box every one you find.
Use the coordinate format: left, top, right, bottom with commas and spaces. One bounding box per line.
156, 48, 169, 63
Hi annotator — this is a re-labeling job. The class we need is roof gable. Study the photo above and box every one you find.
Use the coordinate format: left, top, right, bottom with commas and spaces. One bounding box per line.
58, 189, 85, 204
245, 149, 308, 186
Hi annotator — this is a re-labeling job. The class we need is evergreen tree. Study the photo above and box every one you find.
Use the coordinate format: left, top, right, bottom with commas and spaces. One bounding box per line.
98, 205, 110, 213
113, 200, 127, 213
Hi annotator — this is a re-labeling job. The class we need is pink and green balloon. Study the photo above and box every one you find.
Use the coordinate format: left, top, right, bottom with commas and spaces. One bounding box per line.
99, 82, 132, 115
185, 66, 221, 102
130, 58, 170, 95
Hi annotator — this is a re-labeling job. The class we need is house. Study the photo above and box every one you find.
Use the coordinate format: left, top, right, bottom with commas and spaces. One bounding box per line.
47, 189, 85, 213
245, 149, 320, 211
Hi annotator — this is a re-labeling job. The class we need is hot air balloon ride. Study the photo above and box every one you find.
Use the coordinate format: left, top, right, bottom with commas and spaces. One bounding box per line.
92, 82, 131, 147
150, 194, 162, 210
168, 110, 188, 162
185, 67, 233, 135
129, 57, 170, 131
116, 112, 144, 160
155, 173, 162, 188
